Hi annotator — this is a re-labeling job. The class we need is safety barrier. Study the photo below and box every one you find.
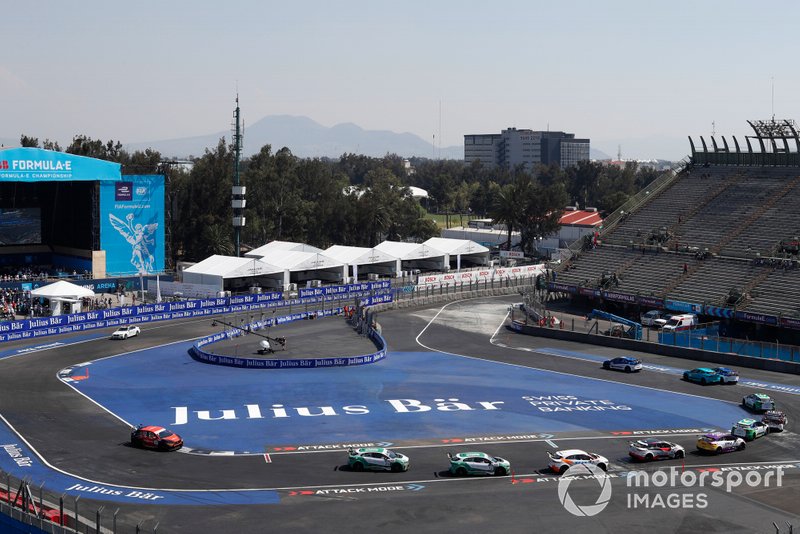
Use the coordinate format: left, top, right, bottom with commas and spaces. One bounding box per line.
188, 306, 388, 369
510, 321, 800, 374
0, 281, 392, 344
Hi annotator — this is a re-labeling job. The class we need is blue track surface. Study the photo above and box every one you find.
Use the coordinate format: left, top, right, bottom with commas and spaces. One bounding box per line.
64, 345, 750, 452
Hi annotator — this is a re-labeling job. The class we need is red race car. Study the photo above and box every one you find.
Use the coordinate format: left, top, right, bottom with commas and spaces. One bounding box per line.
131, 425, 183, 451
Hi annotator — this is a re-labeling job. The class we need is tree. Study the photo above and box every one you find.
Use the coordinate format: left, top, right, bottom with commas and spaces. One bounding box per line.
489, 182, 523, 250
173, 139, 233, 260
517, 182, 569, 257
20, 135, 38, 147
66, 135, 124, 161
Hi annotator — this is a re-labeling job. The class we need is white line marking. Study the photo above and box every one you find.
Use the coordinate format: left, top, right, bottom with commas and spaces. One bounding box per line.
545, 440, 557, 449
256, 431, 719, 456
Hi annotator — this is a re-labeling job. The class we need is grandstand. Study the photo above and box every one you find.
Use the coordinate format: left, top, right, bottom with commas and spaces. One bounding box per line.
553, 119, 800, 329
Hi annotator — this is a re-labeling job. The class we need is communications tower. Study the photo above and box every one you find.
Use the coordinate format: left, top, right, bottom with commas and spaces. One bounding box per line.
231, 95, 246, 256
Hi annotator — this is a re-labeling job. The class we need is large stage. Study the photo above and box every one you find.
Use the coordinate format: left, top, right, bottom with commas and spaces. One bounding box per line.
0, 147, 165, 277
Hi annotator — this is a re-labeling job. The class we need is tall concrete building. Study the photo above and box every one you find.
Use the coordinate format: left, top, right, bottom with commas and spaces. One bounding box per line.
464, 128, 590, 170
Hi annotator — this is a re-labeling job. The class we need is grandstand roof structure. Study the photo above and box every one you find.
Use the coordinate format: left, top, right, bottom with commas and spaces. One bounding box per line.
690, 118, 800, 166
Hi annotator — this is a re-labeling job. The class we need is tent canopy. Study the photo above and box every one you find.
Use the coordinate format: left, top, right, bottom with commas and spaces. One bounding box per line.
30, 280, 95, 299
183, 255, 281, 279
374, 241, 445, 260
246, 240, 323, 259
324, 245, 398, 265
423, 237, 489, 255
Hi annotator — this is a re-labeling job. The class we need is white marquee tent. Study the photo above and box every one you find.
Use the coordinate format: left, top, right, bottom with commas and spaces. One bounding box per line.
423, 237, 490, 270
31, 280, 95, 316
324, 245, 399, 281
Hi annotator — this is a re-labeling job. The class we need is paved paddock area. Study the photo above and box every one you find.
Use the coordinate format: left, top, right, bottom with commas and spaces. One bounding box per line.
204, 315, 377, 359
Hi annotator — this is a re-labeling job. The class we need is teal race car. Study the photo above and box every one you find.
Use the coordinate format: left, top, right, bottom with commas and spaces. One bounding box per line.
683, 367, 723, 385
742, 393, 775, 413
348, 447, 410, 472
447, 452, 511, 476
731, 418, 769, 441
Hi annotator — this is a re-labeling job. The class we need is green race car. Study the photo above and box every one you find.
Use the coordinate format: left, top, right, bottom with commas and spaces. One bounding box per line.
742, 393, 775, 413
731, 418, 769, 441
348, 447, 410, 472
448, 451, 511, 476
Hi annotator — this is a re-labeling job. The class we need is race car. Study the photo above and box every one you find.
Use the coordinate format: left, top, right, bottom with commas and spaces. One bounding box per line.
628, 439, 685, 461
682, 367, 723, 385
548, 449, 608, 474
602, 356, 643, 373
696, 432, 746, 454
712, 367, 739, 384
742, 393, 775, 412
447, 452, 511, 476
731, 418, 769, 441
762, 411, 788, 432
348, 447, 410, 472
111, 325, 141, 339
130, 425, 183, 451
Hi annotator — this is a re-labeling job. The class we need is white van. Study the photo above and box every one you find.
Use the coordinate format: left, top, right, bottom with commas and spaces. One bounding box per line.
661, 314, 698, 332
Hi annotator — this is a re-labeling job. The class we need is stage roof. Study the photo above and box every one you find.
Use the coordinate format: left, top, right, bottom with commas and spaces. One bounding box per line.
0, 147, 121, 182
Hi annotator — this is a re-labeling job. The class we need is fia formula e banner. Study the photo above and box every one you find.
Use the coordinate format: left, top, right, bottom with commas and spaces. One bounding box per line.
0, 148, 121, 182
100, 175, 165, 276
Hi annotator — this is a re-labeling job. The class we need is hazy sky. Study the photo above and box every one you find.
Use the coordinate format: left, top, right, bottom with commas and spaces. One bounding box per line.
3, 1, 799, 159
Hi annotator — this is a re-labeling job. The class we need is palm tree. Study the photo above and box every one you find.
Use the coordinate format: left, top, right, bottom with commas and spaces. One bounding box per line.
489, 183, 522, 250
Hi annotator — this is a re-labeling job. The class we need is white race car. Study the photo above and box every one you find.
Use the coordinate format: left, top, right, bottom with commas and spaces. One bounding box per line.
762, 411, 788, 432
111, 325, 140, 339
602, 356, 643, 373
628, 439, 685, 461
548, 449, 608, 474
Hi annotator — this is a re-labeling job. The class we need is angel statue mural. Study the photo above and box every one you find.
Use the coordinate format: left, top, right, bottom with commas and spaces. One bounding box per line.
109, 213, 159, 274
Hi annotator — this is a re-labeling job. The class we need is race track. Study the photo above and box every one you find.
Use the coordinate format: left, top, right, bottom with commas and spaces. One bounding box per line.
1, 296, 799, 533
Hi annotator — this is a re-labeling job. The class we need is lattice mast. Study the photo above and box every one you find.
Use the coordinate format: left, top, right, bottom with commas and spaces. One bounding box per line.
231, 95, 246, 256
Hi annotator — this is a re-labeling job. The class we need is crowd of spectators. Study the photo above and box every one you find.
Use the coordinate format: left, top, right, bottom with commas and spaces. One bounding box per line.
0, 288, 44, 320
0, 266, 92, 283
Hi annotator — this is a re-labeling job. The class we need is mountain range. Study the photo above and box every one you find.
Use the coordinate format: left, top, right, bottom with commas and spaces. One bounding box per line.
2, 116, 619, 160
125, 115, 464, 160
